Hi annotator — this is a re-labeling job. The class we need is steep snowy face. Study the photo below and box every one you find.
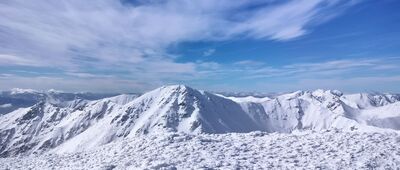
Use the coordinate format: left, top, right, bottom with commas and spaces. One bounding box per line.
233, 90, 341, 132
233, 89, 400, 132
0, 86, 261, 155
107, 85, 261, 136
44, 85, 264, 153
359, 102, 400, 130
0, 102, 75, 157
0, 94, 138, 157
342, 93, 400, 109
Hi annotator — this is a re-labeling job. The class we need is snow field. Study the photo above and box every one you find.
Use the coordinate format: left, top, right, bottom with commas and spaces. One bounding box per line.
1, 130, 399, 169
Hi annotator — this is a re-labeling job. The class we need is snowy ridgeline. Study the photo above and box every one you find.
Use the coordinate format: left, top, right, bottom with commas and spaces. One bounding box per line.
0, 85, 399, 167
0, 131, 399, 169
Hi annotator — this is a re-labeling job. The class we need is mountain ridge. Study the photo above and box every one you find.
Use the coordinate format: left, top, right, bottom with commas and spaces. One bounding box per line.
0, 85, 399, 157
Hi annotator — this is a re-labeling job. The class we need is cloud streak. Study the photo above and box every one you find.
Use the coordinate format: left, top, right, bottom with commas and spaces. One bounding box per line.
229, 58, 400, 79
0, 0, 355, 65
0, 0, 363, 92
1, 57, 399, 93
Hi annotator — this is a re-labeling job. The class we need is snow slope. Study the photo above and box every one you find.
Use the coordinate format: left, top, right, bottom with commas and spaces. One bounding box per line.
0, 131, 399, 169
0, 85, 399, 158
0, 85, 262, 156
53, 85, 263, 153
222, 95, 271, 103
233, 89, 400, 133
0, 94, 138, 157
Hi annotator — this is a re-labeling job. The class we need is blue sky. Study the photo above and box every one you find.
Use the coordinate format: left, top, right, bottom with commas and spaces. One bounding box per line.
0, 0, 399, 93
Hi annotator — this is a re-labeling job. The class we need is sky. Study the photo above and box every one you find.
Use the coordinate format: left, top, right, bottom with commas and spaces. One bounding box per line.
0, 0, 399, 93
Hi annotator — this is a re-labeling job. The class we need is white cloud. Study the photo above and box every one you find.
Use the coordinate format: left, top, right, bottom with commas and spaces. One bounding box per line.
0, 76, 152, 93
0, 103, 12, 108
246, 75, 400, 93
0, 0, 356, 66
0, 54, 40, 66
237, 58, 397, 79
230, 0, 320, 40
1, 57, 399, 93
290, 76, 400, 93
0, 0, 362, 91
0, 74, 14, 77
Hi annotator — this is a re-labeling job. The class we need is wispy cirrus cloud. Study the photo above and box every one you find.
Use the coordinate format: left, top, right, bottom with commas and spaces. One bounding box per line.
0, 54, 40, 66
188, 57, 400, 92
2, 57, 399, 93
229, 57, 400, 79
0, 0, 362, 92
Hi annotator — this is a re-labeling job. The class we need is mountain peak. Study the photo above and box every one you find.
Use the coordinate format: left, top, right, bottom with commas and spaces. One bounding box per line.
312, 89, 343, 97
160, 84, 193, 90
155, 84, 199, 95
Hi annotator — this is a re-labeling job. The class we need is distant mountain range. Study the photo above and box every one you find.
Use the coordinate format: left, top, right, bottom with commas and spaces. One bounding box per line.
0, 85, 399, 157
0, 88, 130, 115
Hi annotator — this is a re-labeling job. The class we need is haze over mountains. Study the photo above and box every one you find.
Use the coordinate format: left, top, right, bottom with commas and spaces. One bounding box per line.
0, 88, 131, 115
0, 85, 399, 157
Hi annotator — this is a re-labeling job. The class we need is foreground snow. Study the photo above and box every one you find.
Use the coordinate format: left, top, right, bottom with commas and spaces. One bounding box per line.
1, 131, 399, 169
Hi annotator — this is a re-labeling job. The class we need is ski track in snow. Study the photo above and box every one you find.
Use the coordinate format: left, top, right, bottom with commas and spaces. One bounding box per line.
1, 131, 399, 169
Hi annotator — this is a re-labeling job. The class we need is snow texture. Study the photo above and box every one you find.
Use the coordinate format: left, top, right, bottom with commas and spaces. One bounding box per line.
0, 131, 399, 169
0, 85, 399, 169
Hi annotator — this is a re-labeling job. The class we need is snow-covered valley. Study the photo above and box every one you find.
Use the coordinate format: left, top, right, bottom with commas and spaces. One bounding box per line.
0, 85, 399, 169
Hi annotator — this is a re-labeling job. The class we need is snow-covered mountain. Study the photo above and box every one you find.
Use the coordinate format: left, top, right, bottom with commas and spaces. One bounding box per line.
0, 89, 124, 115
231, 89, 400, 133
0, 85, 399, 157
